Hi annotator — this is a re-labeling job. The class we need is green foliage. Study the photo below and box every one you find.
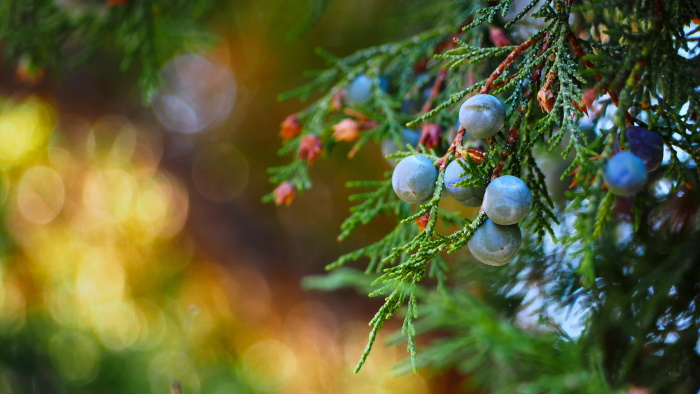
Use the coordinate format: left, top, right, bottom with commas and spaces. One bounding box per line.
392, 289, 614, 393
0, 0, 216, 102
272, 0, 700, 390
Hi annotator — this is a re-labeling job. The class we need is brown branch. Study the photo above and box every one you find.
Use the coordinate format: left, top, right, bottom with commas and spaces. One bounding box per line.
437, 126, 466, 171
420, 67, 449, 114
567, 30, 635, 125
439, 36, 545, 179
490, 71, 521, 91
490, 119, 523, 180
480, 34, 545, 94
473, 34, 555, 183
483, 35, 550, 179
415, 32, 460, 150
437, 35, 544, 176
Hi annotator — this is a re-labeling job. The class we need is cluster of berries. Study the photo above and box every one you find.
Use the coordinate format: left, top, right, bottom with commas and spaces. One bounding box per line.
347, 75, 664, 202
278, 75, 665, 267
391, 94, 532, 266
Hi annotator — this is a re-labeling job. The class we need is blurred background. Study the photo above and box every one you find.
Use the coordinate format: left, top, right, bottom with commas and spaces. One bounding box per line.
0, 0, 456, 392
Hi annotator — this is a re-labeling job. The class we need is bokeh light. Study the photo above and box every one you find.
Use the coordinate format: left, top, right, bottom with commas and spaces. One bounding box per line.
0, 0, 469, 388
0, 98, 53, 167
17, 166, 65, 224
242, 339, 298, 392
152, 55, 236, 134
0, 95, 433, 393
49, 331, 101, 384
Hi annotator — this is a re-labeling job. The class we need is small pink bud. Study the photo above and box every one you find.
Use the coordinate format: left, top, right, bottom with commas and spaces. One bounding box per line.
332, 118, 361, 142
273, 182, 297, 206
279, 114, 302, 140
298, 135, 323, 165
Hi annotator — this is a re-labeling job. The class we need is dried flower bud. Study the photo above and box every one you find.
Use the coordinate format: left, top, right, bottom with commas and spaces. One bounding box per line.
537, 71, 557, 113
488, 27, 511, 47
279, 114, 302, 140
537, 87, 555, 113
420, 124, 443, 151
298, 135, 323, 165
464, 148, 486, 164
463, 138, 486, 153
415, 211, 430, 232
332, 118, 361, 142
273, 182, 297, 206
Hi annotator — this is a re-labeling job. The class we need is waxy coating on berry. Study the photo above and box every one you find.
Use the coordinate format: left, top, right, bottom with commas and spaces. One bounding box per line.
483, 175, 532, 225
468, 219, 522, 266
346, 75, 373, 104
458, 94, 506, 139
603, 151, 648, 196
382, 128, 421, 167
626, 126, 663, 172
443, 159, 485, 207
391, 154, 438, 204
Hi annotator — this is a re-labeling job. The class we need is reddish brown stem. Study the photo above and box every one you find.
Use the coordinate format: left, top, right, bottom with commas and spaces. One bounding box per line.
491, 71, 520, 91
479, 36, 552, 180
414, 22, 462, 116
567, 30, 635, 125
480, 34, 545, 94
528, 36, 551, 92
440, 34, 543, 178
437, 126, 466, 171
490, 120, 522, 180
481, 36, 549, 180
438, 35, 543, 176
420, 67, 449, 114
